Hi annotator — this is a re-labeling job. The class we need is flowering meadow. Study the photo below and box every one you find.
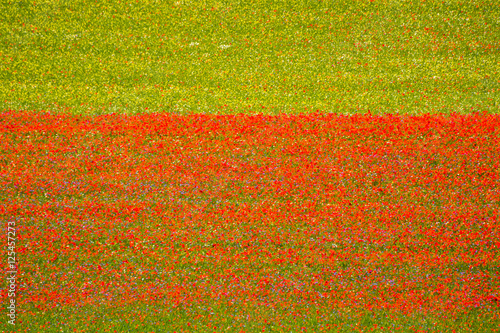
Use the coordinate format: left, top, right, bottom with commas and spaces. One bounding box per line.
1, 110, 499, 332
1, 0, 500, 331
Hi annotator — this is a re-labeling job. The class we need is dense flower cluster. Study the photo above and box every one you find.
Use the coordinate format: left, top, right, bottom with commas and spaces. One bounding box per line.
1, 110, 499, 331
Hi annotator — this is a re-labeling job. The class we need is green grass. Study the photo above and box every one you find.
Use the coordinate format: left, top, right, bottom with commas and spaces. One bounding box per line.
1, 0, 498, 116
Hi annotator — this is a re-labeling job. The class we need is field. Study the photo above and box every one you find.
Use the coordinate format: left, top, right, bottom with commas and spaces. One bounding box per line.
1, 0, 498, 115
1, 111, 499, 332
1, 0, 500, 332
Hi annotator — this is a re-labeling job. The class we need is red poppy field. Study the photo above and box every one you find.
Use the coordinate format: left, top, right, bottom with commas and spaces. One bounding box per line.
1, 110, 499, 332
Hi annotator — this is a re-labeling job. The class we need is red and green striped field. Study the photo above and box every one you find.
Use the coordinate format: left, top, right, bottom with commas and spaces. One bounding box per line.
1, 0, 499, 331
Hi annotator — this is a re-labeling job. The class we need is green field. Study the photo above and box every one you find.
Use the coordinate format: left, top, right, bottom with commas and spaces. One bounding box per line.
1, 0, 498, 116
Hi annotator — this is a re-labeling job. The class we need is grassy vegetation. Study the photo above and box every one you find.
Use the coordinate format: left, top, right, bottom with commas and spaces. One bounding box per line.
1, 0, 499, 332
1, 0, 498, 116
